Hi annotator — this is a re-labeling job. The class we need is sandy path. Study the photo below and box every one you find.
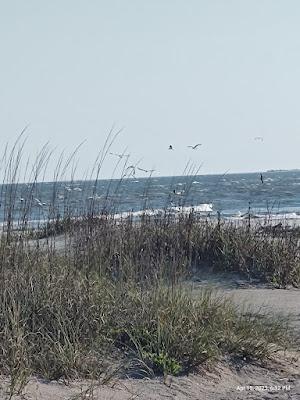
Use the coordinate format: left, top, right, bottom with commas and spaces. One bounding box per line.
188, 270, 300, 333
2, 272, 300, 400
2, 351, 299, 399
3, 243, 299, 400
27, 234, 71, 252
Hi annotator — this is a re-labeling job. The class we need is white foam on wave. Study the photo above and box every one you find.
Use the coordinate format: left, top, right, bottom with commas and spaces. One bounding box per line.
230, 211, 300, 222
264, 212, 299, 220
113, 204, 213, 220
183, 204, 213, 212
113, 210, 160, 219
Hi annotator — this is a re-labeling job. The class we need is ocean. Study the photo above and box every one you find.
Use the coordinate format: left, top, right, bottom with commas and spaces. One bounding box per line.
1, 170, 300, 225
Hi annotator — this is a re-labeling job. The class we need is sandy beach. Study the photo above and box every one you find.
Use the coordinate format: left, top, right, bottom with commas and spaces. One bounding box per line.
1, 267, 299, 400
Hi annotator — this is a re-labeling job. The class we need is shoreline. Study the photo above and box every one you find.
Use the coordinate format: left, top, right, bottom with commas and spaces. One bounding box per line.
3, 208, 300, 231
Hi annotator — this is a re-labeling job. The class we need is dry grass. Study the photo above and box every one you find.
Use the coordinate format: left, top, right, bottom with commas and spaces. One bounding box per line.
0, 256, 292, 387
0, 134, 298, 397
68, 214, 300, 287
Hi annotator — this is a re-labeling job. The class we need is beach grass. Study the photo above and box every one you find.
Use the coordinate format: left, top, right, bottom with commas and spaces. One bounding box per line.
0, 135, 298, 396
0, 255, 292, 395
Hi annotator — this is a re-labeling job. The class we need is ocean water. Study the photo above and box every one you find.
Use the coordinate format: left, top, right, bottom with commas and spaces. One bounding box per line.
1, 170, 300, 225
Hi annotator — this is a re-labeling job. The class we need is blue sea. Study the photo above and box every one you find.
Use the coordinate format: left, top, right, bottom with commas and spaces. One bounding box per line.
1, 170, 300, 225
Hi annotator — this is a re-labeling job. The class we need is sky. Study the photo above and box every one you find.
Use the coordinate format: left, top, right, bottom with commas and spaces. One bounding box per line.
1, 0, 300, 181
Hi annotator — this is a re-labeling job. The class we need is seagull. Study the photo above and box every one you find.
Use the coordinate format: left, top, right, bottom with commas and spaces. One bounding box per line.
254, 137, 263, 141
188, 144, 202, 149
168, 145, 173, 150
109, 152, 129, 158
34, 198, 43, 207
173, 189, 185, 195
137, 167, 155, 173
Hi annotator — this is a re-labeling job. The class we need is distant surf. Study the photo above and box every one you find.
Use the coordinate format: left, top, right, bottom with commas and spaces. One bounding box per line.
2, 170, 300, 224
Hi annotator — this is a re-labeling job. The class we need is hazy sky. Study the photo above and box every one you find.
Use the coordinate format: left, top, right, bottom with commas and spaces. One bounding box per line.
1, 1, 300, 180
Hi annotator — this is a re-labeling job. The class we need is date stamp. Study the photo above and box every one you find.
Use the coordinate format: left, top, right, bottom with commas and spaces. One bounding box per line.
236, 385, 291, 392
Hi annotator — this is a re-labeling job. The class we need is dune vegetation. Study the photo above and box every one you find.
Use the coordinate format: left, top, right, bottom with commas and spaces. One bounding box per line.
0, 133, 298, 396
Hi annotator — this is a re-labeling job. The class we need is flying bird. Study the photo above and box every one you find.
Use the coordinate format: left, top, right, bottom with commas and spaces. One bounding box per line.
109, 152, 129, 158
168, 145, 173, 150
188, 144, 202, 149
137, 167, 155, 173
34, 198, 43, 207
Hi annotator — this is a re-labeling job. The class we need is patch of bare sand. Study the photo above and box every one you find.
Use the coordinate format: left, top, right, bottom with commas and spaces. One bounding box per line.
2, 270, 299, 400
1, 351, 299, 399
27, 234, 71, 252
189, 269, 300, 333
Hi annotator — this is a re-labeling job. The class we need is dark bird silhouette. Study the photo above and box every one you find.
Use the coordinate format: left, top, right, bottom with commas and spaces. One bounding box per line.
260, 173, 264, 184
188, 144, 202, 149
168, 145, 173, 150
